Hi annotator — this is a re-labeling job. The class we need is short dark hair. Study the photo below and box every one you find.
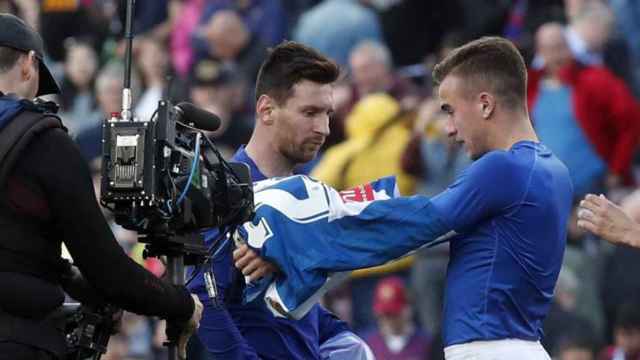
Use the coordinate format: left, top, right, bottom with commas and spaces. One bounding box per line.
255, 41, 340, 105
432, 36, 527, 110
0, 46, 23, 73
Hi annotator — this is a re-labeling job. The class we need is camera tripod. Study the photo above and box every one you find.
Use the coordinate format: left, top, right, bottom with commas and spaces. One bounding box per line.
142, 233, 209, 360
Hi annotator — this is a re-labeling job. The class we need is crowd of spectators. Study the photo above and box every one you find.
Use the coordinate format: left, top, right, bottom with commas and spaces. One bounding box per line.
4, 0, 640, 359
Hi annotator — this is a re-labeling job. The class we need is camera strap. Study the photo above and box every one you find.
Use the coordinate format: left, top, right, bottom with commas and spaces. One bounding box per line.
0, 109, 67, 283
0, 110, 63, 189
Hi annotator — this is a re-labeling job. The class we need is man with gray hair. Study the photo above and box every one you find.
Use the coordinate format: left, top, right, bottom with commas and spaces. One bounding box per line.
565, 0, 615, 65
349, 40, 394, 97
327, 39, 419, 147
565, 0, 634, 85
348, 40, 419, 106
73, 61, 141, 161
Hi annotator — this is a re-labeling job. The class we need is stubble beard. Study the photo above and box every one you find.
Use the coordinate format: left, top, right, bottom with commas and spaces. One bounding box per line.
283, 143, 318, 166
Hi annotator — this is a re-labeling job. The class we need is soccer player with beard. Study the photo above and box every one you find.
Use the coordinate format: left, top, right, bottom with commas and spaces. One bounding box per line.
189, 41, 373, 360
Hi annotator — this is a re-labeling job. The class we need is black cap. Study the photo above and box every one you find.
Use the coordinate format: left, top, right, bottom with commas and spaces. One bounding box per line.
0, 13, 60, 96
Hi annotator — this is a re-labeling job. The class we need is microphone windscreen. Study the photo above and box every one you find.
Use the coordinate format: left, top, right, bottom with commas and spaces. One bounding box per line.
175, 102, 222, 131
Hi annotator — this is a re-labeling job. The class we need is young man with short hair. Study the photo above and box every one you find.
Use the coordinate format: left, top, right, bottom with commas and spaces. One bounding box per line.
236, 36, 573, 360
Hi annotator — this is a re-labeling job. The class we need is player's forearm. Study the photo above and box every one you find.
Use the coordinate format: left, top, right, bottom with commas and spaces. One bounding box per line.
307, 196, 451, 272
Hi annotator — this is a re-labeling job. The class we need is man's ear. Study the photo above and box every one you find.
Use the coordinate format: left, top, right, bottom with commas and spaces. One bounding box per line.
19, 52, 34, 81
478, 92, 495, 120
256, 94, 275, 125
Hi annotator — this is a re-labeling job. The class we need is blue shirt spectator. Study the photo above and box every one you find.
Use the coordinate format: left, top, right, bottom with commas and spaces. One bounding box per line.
293, 0, 383, 66
532, 82, 607, 197
199, 0, 288, 47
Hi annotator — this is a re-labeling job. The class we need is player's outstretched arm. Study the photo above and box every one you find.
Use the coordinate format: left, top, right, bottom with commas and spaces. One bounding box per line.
578, 194, 640, 248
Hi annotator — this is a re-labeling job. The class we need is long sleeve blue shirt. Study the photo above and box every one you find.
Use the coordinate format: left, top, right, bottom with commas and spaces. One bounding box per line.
188, 147, 349, 360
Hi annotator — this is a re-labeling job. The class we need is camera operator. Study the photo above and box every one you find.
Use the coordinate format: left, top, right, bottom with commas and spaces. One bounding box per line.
0, 14, 202, 360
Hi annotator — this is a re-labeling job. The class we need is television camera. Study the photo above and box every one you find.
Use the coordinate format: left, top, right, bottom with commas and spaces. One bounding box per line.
64, 1, 255, 359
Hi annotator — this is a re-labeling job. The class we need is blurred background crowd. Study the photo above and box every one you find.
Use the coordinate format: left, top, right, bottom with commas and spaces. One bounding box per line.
4, 0, 640, 359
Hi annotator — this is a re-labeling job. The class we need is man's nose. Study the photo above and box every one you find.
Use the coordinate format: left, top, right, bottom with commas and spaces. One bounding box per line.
445, 119, 457, 137
315, 115, 331, 137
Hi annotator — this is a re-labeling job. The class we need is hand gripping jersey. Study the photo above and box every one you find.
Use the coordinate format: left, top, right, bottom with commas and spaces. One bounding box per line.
237, 175, 452, 319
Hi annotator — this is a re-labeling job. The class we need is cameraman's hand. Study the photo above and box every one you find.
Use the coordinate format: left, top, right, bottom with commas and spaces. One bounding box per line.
178, 294, 203, 360
233, 244, 279, 282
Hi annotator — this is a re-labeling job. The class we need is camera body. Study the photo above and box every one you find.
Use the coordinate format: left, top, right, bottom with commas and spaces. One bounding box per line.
100, 100, 253, 261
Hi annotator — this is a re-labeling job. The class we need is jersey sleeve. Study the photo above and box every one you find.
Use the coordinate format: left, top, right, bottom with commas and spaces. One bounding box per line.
317, 306, 350, 343
196, 301, 260, 359
430, 151, 526, 233
188, 230, 261, 358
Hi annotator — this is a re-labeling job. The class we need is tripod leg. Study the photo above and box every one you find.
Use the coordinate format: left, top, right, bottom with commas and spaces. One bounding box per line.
165, 255, 185, 360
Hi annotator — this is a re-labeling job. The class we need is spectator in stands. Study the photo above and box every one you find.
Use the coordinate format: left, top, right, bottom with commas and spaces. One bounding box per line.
565, 0, 633, 86
1, 0, 38, 31
120, 0, 172, 39
348, 40, 420, 110
329, 40, 419, 148
169, 0, 207, 77
58, 38, 99, 135
565, 0, 615, 64
188, 56, 252, 157
602, 247, 640, 349
134, 37, 169, 120
528, 22, 640, 197
75, 62, 141, 161
364, 276, 431, 360
200, 9, 266, 86
39, 0, 110, 62
372, 1, 463, 67
198, 0, 287, 47
502, 0, 565, 62
294, 0, 383, 66
312, 93, 416, 198
543, 268, 596, 354
600, 301, 640, 360
610, 0, 640, 97
554, 332, 597, 360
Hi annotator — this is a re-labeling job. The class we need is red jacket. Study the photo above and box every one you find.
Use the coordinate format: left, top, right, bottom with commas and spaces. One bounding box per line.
528, 61, 640, 183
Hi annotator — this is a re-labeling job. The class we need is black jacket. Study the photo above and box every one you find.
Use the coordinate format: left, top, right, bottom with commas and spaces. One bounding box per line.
0, 94, 193, 355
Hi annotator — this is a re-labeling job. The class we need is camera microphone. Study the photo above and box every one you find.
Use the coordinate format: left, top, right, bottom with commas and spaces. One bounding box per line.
174, 102, 222, 132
